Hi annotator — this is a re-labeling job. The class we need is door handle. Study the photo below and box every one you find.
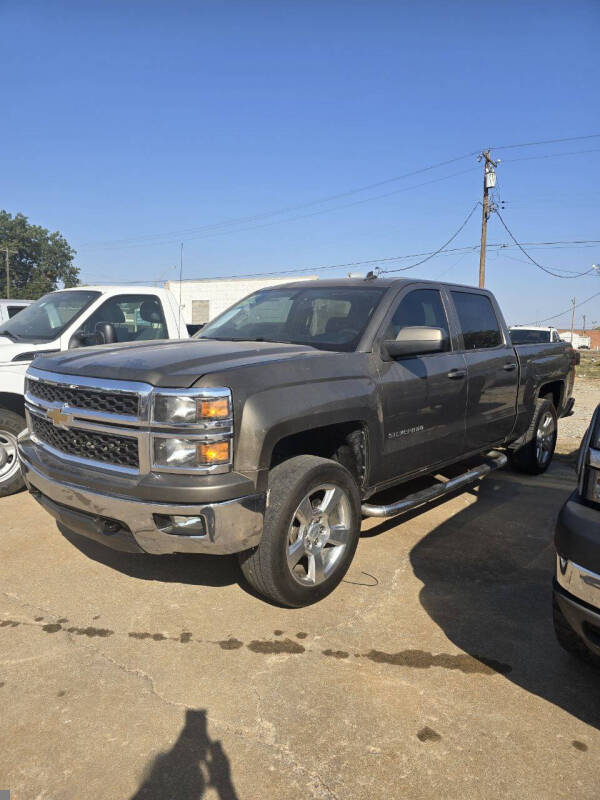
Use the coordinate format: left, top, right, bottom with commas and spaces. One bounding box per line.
447, 368, 466, 380
503, 362, 517, 371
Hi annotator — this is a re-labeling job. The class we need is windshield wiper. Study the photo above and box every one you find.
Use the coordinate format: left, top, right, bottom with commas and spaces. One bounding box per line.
199, 336, 299, 344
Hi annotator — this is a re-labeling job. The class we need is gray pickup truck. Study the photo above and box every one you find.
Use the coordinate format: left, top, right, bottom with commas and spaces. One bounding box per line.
18, 278, 576, 605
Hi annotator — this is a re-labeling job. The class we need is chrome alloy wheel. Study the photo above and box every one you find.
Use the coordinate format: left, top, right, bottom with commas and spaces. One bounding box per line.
536, 410, 556, 467
0, 430, 20, 483
287, 483, 353, 586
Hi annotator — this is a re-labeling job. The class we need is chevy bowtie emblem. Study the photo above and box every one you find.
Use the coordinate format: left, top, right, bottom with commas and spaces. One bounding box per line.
47, 406, 72, 428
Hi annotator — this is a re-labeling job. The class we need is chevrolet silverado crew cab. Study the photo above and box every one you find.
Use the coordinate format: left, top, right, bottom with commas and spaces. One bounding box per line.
554, 402, 600, 666
18, 278, 575, 606
0, 285, 188, 497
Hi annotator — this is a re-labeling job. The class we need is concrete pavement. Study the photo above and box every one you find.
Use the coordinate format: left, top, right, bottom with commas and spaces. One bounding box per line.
1, 456, 598, 799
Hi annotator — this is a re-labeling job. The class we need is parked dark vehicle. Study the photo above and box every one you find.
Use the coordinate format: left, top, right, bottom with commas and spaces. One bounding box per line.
18, 278, 576, 605
554, 404, 600, 666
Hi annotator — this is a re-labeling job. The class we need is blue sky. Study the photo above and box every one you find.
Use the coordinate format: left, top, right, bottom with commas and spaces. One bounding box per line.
3, 0, 600, 327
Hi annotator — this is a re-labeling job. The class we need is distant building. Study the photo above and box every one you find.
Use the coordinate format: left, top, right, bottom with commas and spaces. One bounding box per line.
165, 275, 318, 325
558, 329, 600, 350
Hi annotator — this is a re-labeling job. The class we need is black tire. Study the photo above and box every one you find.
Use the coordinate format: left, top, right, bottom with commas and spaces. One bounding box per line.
553, 595, 600, 668
509, 397, 557, 475
238, 455, 361, 607
0, 409, 26, 497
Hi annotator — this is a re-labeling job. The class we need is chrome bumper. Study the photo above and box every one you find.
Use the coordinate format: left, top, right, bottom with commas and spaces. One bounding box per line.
20, 454, 265, 556
556, 555, 600, 610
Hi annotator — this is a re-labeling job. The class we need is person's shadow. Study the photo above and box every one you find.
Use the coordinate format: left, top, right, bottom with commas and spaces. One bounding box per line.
131, 708, 239, 799
402, 467, 600, 729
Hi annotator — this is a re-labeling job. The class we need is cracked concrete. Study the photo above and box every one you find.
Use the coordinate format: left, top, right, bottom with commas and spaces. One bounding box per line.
1, 391, 600, 798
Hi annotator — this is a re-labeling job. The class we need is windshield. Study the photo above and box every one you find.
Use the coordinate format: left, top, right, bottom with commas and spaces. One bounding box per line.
510, 328, 551, 344
195, 285, 387, 352
0, 290, 101, 342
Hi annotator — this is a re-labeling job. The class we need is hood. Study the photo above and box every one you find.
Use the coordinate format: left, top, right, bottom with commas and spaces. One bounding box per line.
32, 338, 326, 387
0, 337, 40, 365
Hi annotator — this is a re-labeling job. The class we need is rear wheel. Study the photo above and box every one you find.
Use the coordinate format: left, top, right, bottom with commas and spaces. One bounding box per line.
0, 409, 26, 497
509, 397, 557, 475
238, 455, 361, 606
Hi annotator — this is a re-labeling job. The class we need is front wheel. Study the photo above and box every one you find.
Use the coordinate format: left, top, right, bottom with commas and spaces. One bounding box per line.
509, 397, 557, 475
238, 455, 361, 607
0, 409, 26, 497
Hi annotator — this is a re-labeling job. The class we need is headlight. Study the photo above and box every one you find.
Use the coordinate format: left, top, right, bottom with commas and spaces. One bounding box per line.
153, 388, 231, 425
153, 437, 231, 470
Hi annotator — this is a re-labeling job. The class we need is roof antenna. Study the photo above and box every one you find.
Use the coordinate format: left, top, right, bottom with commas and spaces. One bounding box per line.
178, 242, 183, 337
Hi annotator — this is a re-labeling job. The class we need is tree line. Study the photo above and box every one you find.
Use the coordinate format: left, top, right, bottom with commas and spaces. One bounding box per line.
0, 210, 80, 299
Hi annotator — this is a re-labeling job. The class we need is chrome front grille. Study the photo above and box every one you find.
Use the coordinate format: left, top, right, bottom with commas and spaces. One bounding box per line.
25, 378, 139, 417
25, 368, 153, 475
30, 413, 139, 469
23, 366, 234, 477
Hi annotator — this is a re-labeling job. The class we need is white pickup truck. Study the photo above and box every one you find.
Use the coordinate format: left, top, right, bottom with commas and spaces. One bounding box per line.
0, 285, 186, 496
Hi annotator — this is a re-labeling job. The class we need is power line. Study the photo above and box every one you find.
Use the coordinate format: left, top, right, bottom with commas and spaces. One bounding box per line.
491, 133, 600, 151
380, 203, 481, 274
500, 253, 592, 275
82, 167, 479, 252
493, 208, 597, 279
80, 153, 480, 249
80, 239, 600, 285
522, 290, 600, 325
77, 133, 600, 252
502, 147, 600, 164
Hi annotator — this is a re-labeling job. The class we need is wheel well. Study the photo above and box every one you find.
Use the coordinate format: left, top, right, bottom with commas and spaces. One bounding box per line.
270, 422, 367, 486
0, 393, 25, 418
539, 381, 563, 410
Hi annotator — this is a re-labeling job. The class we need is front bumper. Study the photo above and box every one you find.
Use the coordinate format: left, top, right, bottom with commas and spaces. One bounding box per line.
20, 452, 265, 556
554, 490, 600, 657
554, 579, 600, 659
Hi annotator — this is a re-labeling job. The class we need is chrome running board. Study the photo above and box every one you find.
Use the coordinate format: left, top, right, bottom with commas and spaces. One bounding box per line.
360, 450, 508, 518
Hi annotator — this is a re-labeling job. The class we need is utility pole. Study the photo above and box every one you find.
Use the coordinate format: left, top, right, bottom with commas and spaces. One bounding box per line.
582, 314, 586, 335
478, 150, 498, 288
570, 297, 577, 344
1, 247, 16, 299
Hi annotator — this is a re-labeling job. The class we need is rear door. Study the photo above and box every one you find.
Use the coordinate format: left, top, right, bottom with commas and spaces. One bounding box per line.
448, 289, 518, 451
375, 286, 468, 482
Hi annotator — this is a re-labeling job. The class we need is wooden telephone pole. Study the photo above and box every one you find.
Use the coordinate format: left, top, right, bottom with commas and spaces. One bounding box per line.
570, 297, 577, 344
1, 247, 16, 299
478, 150, 498, 288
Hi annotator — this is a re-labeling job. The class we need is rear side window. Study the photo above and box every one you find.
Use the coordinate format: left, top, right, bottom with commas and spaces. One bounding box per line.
7, 305, 26, 318
384, 289, 450, 350
451, 292, 502, 350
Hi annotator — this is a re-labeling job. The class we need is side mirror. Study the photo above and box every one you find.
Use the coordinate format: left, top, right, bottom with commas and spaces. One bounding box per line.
68, 332, 85, 349
95, 322, 118, 345
381, 326, 446, 360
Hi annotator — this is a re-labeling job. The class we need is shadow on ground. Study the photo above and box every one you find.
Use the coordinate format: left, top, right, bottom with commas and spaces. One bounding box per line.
131, 708, 238, 800
401, 472, 600, 729
58, 524, 241, 588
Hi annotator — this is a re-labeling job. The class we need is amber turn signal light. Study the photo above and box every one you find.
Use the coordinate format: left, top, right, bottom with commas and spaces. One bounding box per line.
197, 397, 230, 419
197, 440, 230, 464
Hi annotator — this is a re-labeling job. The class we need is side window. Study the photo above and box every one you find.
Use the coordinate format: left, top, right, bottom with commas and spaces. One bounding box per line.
383, 289, 450, 351
79, 295, 167, 344
7, 305, 26, 318
451, 292, 502, 350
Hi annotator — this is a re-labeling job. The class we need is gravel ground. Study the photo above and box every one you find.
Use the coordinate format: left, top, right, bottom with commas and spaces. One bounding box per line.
556, 378, 599, 458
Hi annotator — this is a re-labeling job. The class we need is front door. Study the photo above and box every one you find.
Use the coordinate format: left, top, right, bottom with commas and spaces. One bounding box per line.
449, 290, 519, 451
375, 287, 468, 483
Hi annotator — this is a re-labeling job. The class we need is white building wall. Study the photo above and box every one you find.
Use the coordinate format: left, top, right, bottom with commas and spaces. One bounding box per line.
165, 275, 318, 324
